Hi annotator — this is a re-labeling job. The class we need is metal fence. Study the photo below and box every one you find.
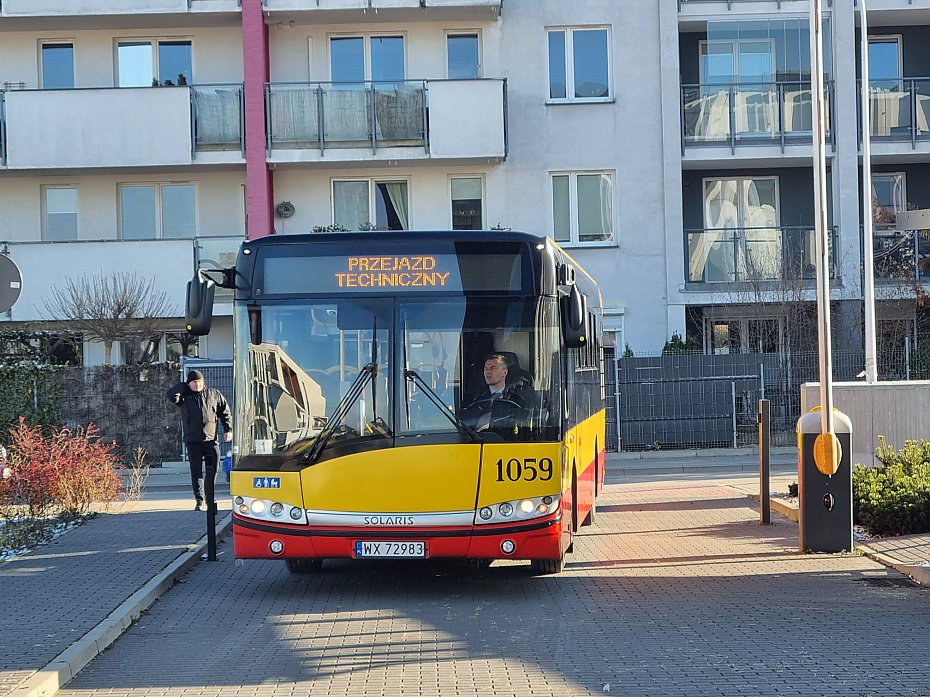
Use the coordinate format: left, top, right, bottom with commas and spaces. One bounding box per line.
606, 348, 921, 452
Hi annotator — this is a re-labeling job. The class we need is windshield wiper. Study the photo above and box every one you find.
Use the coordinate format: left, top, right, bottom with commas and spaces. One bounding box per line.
301, 362, 377, 465
404, 369, 483, 443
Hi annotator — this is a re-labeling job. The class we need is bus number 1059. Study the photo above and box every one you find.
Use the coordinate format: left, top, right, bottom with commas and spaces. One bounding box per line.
495, 457, 554, 482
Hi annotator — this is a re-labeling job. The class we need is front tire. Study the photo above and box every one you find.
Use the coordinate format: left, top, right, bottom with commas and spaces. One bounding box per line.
285, 557, 323, 574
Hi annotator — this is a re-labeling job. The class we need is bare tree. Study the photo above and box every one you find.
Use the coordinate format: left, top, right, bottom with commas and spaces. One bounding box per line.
43, 273, 178, 365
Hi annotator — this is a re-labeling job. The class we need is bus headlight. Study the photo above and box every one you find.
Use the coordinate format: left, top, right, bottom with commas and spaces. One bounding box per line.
234, 496, 307, 525
475, 495, 560, 525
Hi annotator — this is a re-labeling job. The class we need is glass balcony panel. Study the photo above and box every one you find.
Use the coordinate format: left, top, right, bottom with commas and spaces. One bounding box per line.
742, 227, 782, 279
372, 82, 424, 142
323, 85, 370, 143
869, 80, 912, 138
916, 80, 930, 137
734, 83, 778, 138
688, 229, 736, 282
269, 85, 320, 147
873, 231, 916, 281
193, 85, 242, 150
688, 226, 835, 284
682, 86, 731, 142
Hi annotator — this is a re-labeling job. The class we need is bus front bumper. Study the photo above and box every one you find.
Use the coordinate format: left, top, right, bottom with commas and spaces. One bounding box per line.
232, 512, 565, 561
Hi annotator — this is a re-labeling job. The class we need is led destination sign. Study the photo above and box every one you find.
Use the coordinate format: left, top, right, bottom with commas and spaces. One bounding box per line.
260, 250, 524, 295
337, 256, 451, 288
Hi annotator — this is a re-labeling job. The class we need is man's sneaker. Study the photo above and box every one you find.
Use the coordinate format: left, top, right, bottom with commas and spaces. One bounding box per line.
196, 501, 207, 511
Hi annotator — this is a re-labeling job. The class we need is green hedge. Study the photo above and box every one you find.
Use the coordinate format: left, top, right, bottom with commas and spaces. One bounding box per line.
852, 437, 930, 536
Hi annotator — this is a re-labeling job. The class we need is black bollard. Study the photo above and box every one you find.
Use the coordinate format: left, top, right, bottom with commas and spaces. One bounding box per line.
758, 399, 771, 525
205, 461, 217, 561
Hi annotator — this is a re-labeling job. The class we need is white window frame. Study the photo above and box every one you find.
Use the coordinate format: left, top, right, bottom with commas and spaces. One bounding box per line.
328, 32, 408, 82
114, 37, 193, 87
331, 177, 411, 230
698, 38, 777, 86
444, 30, 482, 79
39, 40, 75, 89
546, 26, 612, 104
449, 175, 485, 230
118, 182, 197, 240
550, 170, 616, 247
42, 185, 79, 241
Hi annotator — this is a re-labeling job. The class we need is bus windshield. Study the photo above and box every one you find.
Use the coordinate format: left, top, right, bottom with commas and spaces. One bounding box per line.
234, 296, 561, 462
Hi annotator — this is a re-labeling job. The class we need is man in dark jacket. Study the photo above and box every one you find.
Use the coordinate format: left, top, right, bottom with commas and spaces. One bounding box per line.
166, 369, 233, 511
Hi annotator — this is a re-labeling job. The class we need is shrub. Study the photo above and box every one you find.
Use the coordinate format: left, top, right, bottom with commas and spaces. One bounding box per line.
1, 417, 123, 517
852, 437, 930, 536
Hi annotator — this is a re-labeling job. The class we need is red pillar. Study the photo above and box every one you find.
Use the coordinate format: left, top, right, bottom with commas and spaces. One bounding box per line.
242, 0, 274, 239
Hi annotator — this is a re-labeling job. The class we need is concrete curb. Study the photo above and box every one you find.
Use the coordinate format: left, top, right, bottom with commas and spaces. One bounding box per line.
856, 547, 930, 587
746, 493, 799, 522
10, 513, 233, 697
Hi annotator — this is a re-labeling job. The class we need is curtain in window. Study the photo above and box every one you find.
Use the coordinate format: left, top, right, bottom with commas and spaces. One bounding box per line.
121, 186, 157, 240
382, 182, 409, 230
194, 87, 242, 146
374, 84, 424, 141
694, 179, 739, 282
323, 88, 369, 142
577, 174, 612, 242
162, 185, 196, 239
269, 87, 319, 144
742, 179, 780, 279
334, 181, 369, 229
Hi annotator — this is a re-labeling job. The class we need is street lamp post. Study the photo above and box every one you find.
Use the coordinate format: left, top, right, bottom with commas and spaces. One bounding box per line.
860, 0, 879, 384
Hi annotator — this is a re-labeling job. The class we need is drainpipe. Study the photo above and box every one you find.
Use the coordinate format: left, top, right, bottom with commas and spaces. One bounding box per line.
242, 0, 274, 239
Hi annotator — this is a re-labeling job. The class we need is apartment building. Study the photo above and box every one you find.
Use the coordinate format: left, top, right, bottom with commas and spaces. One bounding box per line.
0, 0, 926, 366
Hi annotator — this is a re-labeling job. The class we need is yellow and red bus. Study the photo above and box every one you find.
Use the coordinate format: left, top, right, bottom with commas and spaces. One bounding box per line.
186, 230, 605, 574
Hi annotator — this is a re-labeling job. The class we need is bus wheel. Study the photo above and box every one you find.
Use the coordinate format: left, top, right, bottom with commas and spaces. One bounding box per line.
530, 558, 564, 575
285, 557, 323, 574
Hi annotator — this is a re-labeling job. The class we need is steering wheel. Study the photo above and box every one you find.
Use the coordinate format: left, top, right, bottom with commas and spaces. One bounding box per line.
465, 396, 523, 411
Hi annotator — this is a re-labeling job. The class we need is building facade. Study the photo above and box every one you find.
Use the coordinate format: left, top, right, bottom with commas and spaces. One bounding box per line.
0, 0, 927, 364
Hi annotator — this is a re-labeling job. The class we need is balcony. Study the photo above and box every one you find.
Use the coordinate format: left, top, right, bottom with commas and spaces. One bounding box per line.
266, 78, 506, 165
681, 81, 833, 155
0, 0, 240, 17
678, 0, 826, 12
871, 229, 930, 285
861, 79, 930, 147
686, 226, 836, 284
2, 239, 197, 323
261, 0, 501, 21
0, 85, 243, 169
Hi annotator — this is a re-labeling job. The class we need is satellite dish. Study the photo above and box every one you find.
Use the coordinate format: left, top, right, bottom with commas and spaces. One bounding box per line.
0, 255, 22, 313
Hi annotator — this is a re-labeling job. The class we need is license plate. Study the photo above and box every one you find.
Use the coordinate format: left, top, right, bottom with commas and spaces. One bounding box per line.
354, 541, 426, 558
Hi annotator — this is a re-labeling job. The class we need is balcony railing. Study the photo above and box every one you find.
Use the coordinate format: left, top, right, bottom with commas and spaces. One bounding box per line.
860, 78, 930, 144
686, 226, 836, 284
267, 80, 427, 153
871, 229, 930, 284
191, 84, 244, 154
678, 0, 831, 8
681, 81, 834, 151
0, 91, 6, 165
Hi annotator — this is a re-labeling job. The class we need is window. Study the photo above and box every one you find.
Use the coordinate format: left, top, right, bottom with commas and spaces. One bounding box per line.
41, 43, 74, 89
547, 27, 610, 102
447, 33, 480, 79
691, 177, 780, 282
330, 35, 405, 83
117, 40, 191, 87
451, 177, 483, 230
868, 36, 902, 88
332, 179, 409, 230
119, 183, 196, 240
551, 172, 613, 245
872, 172, 905, 232
43, 186, 78, 241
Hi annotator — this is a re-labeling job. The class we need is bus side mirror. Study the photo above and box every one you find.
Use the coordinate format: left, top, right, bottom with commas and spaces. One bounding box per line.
185, 275, 215, 335
560, 285, 587, 349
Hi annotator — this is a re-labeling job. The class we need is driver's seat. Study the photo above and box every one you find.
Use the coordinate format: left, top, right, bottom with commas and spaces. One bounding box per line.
496, 351, 532, 387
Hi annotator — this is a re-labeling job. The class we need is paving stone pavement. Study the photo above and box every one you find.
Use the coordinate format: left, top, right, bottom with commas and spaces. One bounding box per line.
39, 472, 930, 697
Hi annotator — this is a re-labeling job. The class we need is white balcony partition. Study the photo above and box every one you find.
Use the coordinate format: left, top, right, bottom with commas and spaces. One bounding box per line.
262, 0, 500, 13
427, 79, 505, 160
1, 0, 187, 15
4, 88, 192, 170
4, 239, 195, 323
